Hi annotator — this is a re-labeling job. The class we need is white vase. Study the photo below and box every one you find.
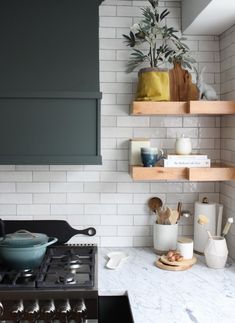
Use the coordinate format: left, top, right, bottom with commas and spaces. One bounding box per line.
204, 236, 228, 269
153, 223, 178, 255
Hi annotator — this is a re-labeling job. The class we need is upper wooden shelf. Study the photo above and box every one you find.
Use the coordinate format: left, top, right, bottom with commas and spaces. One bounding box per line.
130, 164, 235, 182
131, 100, 235, 115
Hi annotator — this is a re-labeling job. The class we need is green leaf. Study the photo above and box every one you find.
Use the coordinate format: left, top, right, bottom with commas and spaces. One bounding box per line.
160, 9, 169, 20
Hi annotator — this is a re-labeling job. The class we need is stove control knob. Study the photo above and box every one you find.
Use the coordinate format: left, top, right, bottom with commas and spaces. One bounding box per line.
72, 299, 87, 314
41, 299, 55, 314
11, 300, 24, 314
57, 299, 71, 314
0, 301, 3, 317
25, 300, 40, 314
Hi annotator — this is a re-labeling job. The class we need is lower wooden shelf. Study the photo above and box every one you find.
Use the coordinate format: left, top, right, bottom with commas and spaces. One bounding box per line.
130, 164, 235, 181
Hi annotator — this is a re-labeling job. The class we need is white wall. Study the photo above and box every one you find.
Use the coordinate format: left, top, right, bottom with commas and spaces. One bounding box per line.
0, 0, 221, 247
182, 0, 211, 31
220, 24, 235, 259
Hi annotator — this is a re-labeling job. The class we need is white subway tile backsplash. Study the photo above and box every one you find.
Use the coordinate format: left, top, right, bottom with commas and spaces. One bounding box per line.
151, 182, 183, 193
0, 0, 228, 249
84, 161, 117, 172
17, 204, 50, 215
101, 116, 117, 127
117, 160, 129, 172
84, 204, 117, 215
100, 236, 133, 247
102, 127, 132, 138
117, 183, 150, 193
101, 215, 133, 225
51, 204, 83, 215
0, 172, 32, 182
16, 165, 49, 171
101, 193, 132, 204
167, 128, 198, 138
101, 82, 132, 93
17, 183, 49, 193
0, 194, 32, 204
133, 193, 165, 204
50, 182, 83, 193
117, 116, 149, 127
0, 205, 16, 215
68, 215, 101, 226
33, 193, 66, 204
199, 128, 220, 139
134, 215, 155, 226
67, 193, 100, 204
134, 127, 166, 138
118, 204, 149, 215
99, 49, 116, 60
84, 182, 116, 193
99, 5, 116, 16
117, 226, 150, 237
96, 225, 117, 237
0, 183, 15, 192
150, 116, 182, 128
33, 172, 66, 182
101, 104, 129, 116
99, 27, 116, 39
67, 172, 100, 182
133, 236, 152, 247
183, 182, 215, 193
100, 16, 132, 28
199, 40, 219, 51
100, 72, 116, 82
102, 149, 128, 161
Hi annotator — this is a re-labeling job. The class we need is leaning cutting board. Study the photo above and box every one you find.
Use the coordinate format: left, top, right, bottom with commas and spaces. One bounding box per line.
155, 259, 193, 271
0, 220, 96, 244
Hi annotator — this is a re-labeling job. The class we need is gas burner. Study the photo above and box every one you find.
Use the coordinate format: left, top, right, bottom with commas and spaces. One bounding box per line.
61, 253, 82, 265
58, 273, 76, 285
19, 269, 34, 278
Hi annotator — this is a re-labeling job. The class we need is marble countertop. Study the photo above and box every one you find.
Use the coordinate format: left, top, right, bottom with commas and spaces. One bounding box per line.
98, 247, 235, 323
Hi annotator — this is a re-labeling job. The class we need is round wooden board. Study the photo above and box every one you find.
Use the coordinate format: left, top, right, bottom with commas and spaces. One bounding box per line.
155, 259, 193, 271
160, 255, 197, 267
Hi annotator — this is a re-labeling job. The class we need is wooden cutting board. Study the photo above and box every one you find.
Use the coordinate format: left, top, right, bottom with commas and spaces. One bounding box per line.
155, 259, 193, 271
160, 255, 197, 267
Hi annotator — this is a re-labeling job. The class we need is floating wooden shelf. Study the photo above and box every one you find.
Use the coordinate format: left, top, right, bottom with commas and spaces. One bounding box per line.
130, 164, 235, 181
131, 100, 235, 115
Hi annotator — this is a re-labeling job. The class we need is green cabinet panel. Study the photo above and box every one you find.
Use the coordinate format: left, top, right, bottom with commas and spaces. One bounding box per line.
0, 0, 102, 164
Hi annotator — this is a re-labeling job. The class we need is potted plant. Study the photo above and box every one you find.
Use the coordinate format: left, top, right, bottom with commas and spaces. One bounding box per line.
123, 0, 198, 101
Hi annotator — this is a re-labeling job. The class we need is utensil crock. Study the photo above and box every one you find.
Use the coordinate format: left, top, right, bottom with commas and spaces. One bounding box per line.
153, 223, 178, 255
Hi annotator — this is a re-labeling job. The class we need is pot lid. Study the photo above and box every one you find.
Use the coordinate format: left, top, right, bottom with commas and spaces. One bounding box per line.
0, 230, 49, 247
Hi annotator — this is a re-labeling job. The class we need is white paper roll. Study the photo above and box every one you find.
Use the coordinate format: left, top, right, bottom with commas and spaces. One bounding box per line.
194, 201, 216, 253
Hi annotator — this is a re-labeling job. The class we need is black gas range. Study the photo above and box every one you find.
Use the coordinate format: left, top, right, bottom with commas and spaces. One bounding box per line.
0, 220, 98, 323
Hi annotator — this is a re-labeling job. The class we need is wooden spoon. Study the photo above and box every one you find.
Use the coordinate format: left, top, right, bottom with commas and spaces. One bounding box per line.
158, 207, 171, 225
169, 209, 179, 225
148, 197, 163, 223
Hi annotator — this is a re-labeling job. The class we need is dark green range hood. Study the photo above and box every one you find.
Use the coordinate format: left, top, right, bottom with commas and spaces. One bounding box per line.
0, 0, 102, 164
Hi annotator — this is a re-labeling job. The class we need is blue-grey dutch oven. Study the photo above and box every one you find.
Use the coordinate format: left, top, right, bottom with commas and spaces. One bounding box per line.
0, 230, 58, 269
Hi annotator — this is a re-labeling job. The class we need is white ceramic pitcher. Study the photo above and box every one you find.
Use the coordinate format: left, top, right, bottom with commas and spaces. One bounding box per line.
204, 236, 228, 269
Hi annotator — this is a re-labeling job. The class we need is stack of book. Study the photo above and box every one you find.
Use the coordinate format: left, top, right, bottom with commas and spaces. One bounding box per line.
163, 154, 211, 168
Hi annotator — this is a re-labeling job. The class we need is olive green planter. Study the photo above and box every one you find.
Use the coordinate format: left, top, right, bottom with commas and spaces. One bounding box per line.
136, 68, 170, 101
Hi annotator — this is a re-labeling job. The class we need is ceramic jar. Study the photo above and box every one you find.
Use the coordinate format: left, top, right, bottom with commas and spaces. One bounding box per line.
204, 236, 228, 269
153, 223, 178, 255
175, 136, 192, 155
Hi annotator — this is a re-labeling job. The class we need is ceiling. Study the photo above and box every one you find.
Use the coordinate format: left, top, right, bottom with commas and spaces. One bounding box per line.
182, 0, 235, 35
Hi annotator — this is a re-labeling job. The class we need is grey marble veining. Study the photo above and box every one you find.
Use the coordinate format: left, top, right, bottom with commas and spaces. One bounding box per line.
98, 248, 235, 323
